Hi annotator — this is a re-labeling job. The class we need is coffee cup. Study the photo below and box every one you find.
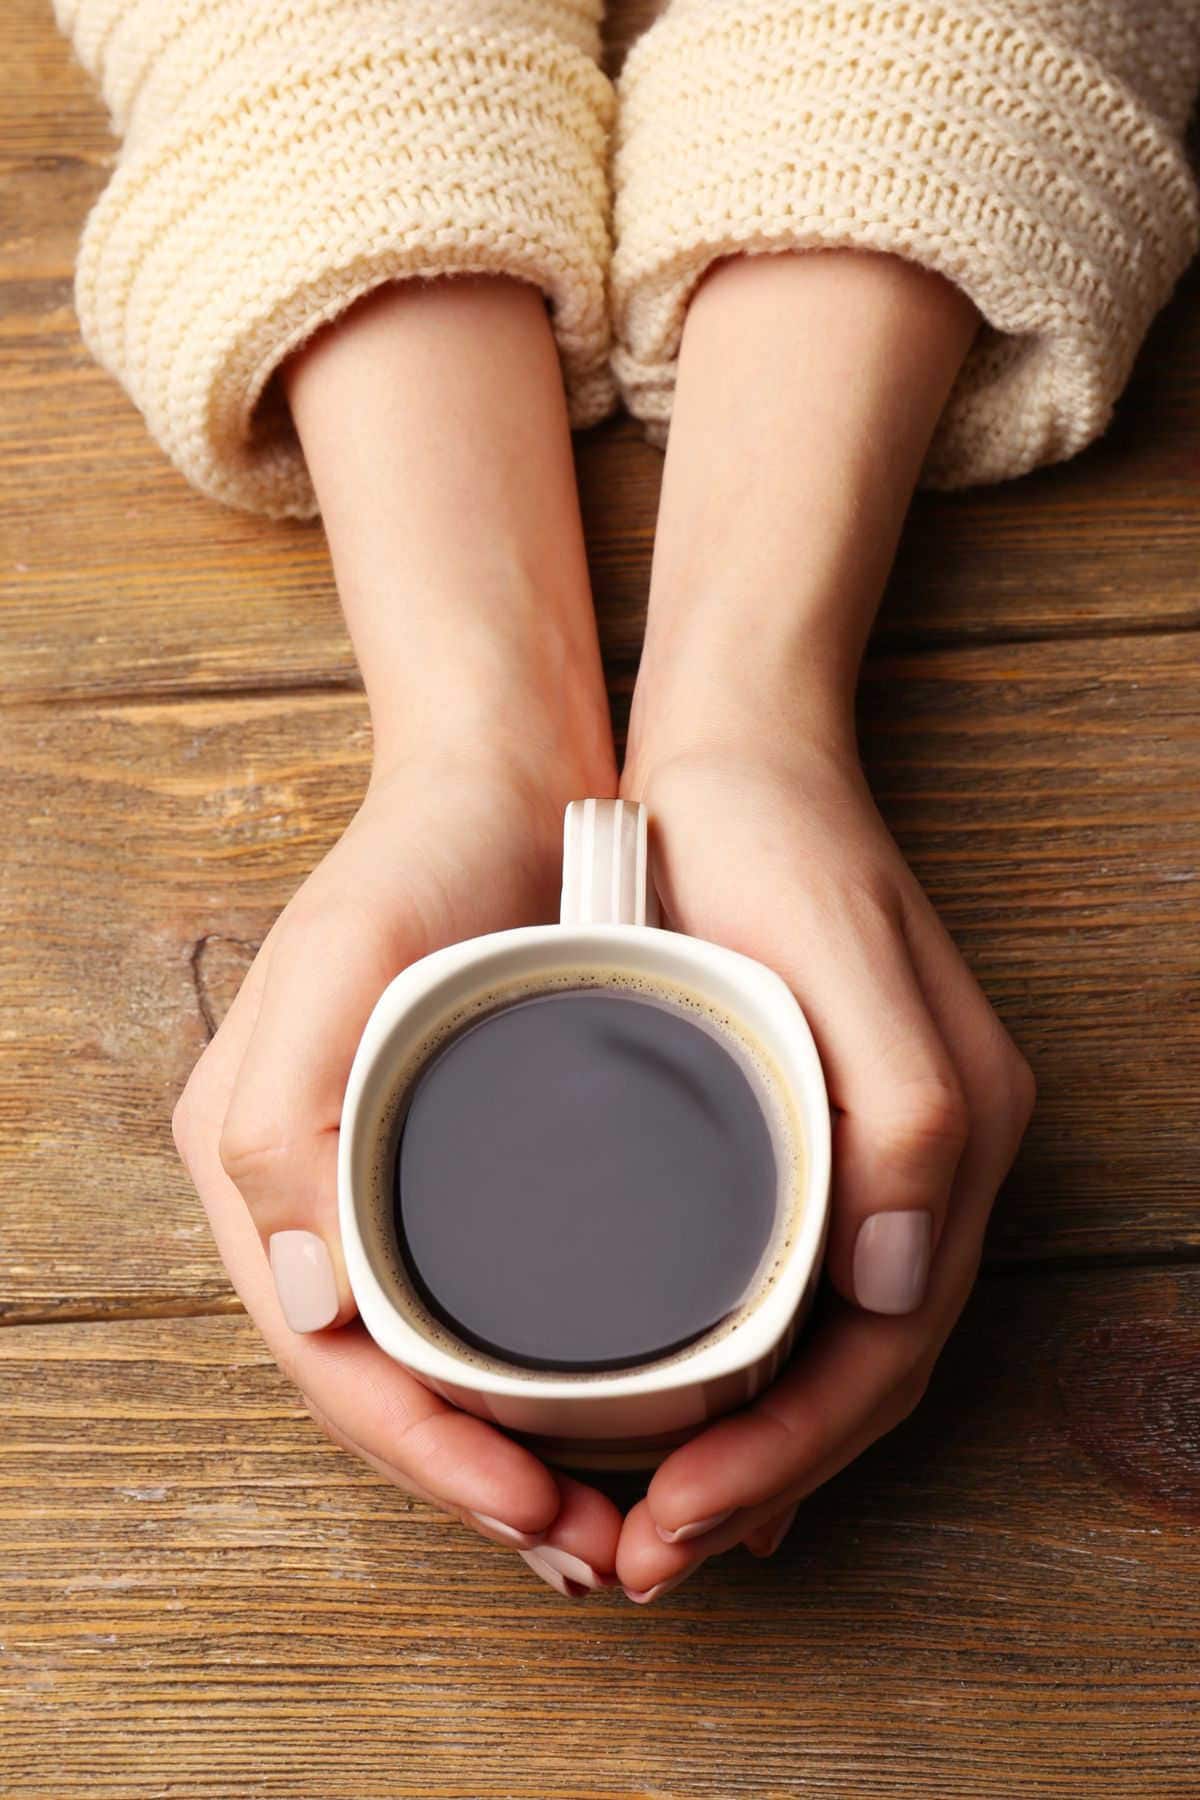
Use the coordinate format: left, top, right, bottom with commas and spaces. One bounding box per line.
338, 799, 831, 1469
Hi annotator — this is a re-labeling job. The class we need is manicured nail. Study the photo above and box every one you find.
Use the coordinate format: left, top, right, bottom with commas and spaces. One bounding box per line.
623, 1567, 696, 1605
531, 1545, 604, 1590
655, 1509, 734, 1545
469, 1512, 543, 1550
853, 1210, 933, 1314
519, 1546, 600, 1598
758, 1503, 798, 1558
268, 1230, 339, 1332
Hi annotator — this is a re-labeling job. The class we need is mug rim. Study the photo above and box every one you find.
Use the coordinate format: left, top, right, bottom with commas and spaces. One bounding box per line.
338, 923, 831, 1403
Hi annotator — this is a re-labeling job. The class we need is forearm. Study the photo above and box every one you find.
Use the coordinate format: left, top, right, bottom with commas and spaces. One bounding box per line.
625, 252, 977, 777
285, 277, 615, 792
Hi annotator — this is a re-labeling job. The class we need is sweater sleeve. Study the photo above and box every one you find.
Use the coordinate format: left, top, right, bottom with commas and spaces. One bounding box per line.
55, 0, 615, 515
611, 0, 1200, 487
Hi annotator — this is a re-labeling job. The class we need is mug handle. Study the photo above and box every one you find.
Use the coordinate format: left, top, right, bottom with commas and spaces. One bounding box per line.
560, 799, 660, 928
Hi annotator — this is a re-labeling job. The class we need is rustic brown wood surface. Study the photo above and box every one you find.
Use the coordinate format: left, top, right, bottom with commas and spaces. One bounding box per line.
0, 1270, 1197, 1799
4, 0, 1200, 708
2, 638, 1198, 1323
2, 0, 1198, 1793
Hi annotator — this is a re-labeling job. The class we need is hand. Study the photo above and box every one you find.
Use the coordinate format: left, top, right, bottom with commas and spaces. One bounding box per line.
608, 248, 1015, 1601
173, 749, 623, 1590
175, 275, 624, 1597
612, 738, 1034, 1600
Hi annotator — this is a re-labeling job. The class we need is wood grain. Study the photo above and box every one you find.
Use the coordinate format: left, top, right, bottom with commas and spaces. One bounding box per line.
1, 633, 1197, 1321
858, 634, 1200, 1255
0, 1268, 1197, 1798
4, 1, 1199, 1786
3, 0, 1199, 705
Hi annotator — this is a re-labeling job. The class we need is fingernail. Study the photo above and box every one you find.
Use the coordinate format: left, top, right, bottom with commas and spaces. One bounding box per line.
531, 1545, 604, 1591
519, 1547, 600, 1598
469, 1512, 543, 1550
623, 1567, 696, 1605
268, 1230, 339, 1332
853, 1210, 933, 1314
655, 1509, 734, 1545
758, 1503, 798, 1559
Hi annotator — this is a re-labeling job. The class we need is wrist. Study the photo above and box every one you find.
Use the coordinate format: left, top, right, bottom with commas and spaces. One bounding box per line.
626, 250, 976, 791
285, 276, 617, 811
625, 577, 865, 783
364, 575, 616, 807
624, 658, 860, 803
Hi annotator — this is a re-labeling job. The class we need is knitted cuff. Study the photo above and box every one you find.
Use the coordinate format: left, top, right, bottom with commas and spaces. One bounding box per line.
611, 0, 1200, 487
67, 1, 615, 515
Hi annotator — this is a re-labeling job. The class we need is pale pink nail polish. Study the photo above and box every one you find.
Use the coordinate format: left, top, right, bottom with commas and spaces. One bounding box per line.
853, 1210, 933, 1314
470, 1512, 543, 1550
623, 1567, 695, 1605
528, 1545, 604, 1591
268, 1230, 339, 1332
656, 1508, 734, 1545
519, 1547, 595, 1598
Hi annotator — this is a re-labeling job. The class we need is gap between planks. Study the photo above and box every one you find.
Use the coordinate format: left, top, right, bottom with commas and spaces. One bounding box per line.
6, 1247, 1200, 1333
2, 617, 1198, 716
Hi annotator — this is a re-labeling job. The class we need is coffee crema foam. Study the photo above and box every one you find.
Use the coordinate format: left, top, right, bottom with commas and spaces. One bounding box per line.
363, 966, 807, 1381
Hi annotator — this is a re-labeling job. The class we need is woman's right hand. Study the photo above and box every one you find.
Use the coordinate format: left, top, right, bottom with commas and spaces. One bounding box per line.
172, 274, 625, 1596
172, 748, 624, 1595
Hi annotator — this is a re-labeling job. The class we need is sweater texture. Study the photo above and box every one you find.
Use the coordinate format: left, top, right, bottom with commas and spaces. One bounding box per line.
56, 0, 615, 515
57, 0, 1200, 512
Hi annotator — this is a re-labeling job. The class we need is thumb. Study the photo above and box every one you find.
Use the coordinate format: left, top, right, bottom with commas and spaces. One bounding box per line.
218, 897, 409, 1334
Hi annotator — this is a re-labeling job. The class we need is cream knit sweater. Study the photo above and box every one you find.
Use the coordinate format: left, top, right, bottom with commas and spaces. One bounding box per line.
58, 0, 1200, 514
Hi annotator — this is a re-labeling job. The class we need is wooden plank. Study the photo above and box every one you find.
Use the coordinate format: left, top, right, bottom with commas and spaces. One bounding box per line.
0, 693, 370, 1321
857, 635, 1200, 1260
1, 633, 1196, 1320
0, 1268, 1196, 1797
3, 0, 1199, 703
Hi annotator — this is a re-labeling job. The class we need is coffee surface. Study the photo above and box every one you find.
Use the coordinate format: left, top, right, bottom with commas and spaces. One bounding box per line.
393, 988, 778, 1370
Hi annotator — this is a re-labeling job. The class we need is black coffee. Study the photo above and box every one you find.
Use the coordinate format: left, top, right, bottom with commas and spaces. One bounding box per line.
392, 987, 779, 1371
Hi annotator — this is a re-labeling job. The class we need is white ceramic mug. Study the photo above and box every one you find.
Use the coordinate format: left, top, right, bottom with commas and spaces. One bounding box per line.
339, 799, 831, 1469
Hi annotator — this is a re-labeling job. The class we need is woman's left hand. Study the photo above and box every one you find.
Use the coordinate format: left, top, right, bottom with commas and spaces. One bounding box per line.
613, 740, 1036, 1602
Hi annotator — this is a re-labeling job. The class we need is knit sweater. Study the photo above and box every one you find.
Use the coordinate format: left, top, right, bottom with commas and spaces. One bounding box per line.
57, 0, 1200, 515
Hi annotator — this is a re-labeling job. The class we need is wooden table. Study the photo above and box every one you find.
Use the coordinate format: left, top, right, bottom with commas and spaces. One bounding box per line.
3, 5, 1199, 1794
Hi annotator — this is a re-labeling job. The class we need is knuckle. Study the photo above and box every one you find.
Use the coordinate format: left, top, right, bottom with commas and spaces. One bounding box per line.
171, 1088, 194, 1158
976, 1037, 1037, 1139
171, 1064, 208, 1161
836, 869, 904, 939
879, 1075, 970, 1166
217, 1114, 293, 1199
1007, 1050, 1038, 1131
274, 896, 335, 949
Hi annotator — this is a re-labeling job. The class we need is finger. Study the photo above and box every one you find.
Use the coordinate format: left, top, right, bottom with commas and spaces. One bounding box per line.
301, 1393, 448, 1510
899, 890, 1037, 1153
618, 951, 1024, 1603
617, 1497, 712, 1602
641, 1093, 1025, 1560
217, 891, 414, 1333
311, 1387, 623, 1589
616, 1489, 794, 1601
518, 1472, 624, 1597
642, 1296, 922, 1543
731, 1398, 901, 1552
620, 1396, 895, 1597
626, 1284, 969, 1595
614, 1475, 790, 1597
303, 1388, 563, 1554
178, 1019, 567, 1547
773, 887, 968, 1316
